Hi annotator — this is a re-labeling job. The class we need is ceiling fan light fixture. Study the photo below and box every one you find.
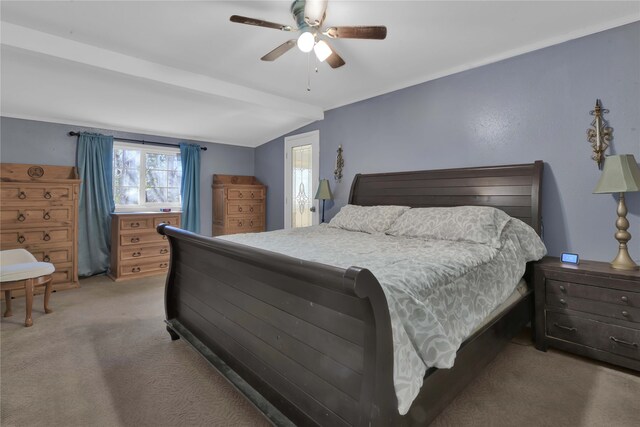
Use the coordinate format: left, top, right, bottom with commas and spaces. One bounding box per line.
297, 31, 315, 53
314, 40, 332, 62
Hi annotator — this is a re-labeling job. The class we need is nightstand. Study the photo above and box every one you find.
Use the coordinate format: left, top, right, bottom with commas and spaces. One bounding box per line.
534, 257, 640, 371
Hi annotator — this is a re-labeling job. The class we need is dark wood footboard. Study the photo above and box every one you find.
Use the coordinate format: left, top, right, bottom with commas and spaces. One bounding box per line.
159, 224, 401, 426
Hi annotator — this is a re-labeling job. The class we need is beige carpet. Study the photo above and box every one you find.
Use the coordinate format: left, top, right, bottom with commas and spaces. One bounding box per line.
1, 275, 638, 427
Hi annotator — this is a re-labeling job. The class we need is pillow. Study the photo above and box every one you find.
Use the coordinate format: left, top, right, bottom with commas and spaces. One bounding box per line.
328, 204, 410, 234
386, 206, 512, 247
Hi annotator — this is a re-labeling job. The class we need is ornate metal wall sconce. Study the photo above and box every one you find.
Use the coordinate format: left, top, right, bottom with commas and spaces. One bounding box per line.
587, 99, 613, 170
334, 144, 344, 182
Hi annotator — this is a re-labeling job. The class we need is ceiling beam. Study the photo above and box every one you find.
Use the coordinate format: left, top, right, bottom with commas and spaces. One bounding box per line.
1, 22, 324, 122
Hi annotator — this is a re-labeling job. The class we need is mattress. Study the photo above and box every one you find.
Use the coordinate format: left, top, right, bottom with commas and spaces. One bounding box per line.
219, 219, 546, 414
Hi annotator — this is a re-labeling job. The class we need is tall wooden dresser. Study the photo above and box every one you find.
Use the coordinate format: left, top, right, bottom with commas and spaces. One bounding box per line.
108, 212, 181, 281
212, 175, 266, 236
0, 163, 81, 292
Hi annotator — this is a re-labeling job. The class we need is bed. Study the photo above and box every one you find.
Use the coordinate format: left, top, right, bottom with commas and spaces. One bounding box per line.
159, 161, 544, 426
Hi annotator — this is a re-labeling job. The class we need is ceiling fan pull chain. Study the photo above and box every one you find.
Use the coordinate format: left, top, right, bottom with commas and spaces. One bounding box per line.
307, 52, 312, 92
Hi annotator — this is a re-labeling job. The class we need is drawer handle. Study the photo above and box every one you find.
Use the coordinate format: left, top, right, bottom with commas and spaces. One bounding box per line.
622, 311, 629, 318
621, 296, 629, 304
160, 248, 168, 254
237, 220, 243, 227
553, 323, 576, 332
162, 235, 167, 240
43, 233, 51, 241
249, 207, 254, 213
131, 267, 141, 273
559, 285, 566, 293
250, 220, 254, 227
165, 221, 172, 225
609, 336, 638, 349
17, 235, 25, 244
43, 255, 51, 262
44, 191, 52, 199
132, 252, 141, 257
18, 191, 26, 199
238, 206, 243, 212
43, 212, 51, 220
17, 213, 26, 222
130, 222, 140, 228
160, 263, 168, 268
250, 192, 255, 199
559, 298, 567, 306
238, 193, 243, 198
131, 237, 140, 243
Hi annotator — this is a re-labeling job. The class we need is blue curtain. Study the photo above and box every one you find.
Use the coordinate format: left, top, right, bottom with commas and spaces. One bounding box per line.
77, 133, 115, 276
180, 143, 201, 233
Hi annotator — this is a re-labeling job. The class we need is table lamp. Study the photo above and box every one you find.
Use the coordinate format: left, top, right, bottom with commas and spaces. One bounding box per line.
314, 179, 333, 223
593, 154, 640, 270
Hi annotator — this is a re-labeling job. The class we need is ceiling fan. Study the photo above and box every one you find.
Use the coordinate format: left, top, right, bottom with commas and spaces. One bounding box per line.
230, 0, 387, 69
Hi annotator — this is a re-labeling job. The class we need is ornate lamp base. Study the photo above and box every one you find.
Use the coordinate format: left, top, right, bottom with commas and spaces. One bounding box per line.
610, 193, 638, 270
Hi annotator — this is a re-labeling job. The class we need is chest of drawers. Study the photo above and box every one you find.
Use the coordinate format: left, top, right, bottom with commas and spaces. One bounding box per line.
0, 163, 81, 292
212, 175, 266, 236
108, 212, 181, 281
534, 257, 640, 371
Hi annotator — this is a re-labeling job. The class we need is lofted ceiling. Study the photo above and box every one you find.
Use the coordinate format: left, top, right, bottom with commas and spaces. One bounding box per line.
1, 1, 639, 148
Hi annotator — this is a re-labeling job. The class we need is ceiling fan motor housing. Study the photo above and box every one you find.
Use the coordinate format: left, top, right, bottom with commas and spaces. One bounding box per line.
290, 0, 327, 29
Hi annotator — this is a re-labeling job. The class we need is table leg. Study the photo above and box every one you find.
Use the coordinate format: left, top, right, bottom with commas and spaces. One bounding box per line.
24, 279, 34, 327
3, 290, 12, 318
44, 278, 53, 314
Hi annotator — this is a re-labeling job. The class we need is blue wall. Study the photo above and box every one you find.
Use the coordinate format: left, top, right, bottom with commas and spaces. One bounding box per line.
0, 117, 255, 236
255, 22, 640, 263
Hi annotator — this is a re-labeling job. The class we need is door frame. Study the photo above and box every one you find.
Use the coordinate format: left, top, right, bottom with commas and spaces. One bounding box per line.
284, 130, 320, 229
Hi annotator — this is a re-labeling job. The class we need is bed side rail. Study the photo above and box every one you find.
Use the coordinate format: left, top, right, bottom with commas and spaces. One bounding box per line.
158, 225, 399, 427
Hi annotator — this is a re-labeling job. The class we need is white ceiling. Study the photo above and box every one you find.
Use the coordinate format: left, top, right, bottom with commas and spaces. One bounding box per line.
1, 1, 639, 148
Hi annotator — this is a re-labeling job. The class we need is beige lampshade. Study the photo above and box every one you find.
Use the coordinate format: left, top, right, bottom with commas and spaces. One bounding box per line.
593, 154, 640, 194
314, 179, 333, 200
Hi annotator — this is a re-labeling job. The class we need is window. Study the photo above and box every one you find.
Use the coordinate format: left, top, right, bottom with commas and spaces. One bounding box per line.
113, 141, 182, 211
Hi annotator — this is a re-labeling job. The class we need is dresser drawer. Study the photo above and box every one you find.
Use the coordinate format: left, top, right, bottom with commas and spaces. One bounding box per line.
546, 279, 639, 307
546, 292, 640, 323
227, 216, 264, 232
1, 206, 74, 227
546, 311, 640, 361
119, 256, 170, 277
227, 188, 265, 200
120, 244, 170, 261
120, 231, 167, 246
119, 217, 153, 230
30, 245, 73, 264
51, 263, 74, 285
153, 215, 180, 228
1, 228, 72, 247
227, 202, 264, 216
0, 185, 75, 202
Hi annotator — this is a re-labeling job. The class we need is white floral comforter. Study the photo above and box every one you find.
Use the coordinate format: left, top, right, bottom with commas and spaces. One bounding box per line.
219, 219, 546, 414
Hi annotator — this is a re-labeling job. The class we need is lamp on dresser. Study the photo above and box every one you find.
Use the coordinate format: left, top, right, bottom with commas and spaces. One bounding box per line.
593, 154, 640, 270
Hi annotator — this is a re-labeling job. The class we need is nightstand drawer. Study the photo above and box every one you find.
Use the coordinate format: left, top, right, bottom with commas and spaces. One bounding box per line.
546, 279, 639, 307
546, 293, 640, 323
547, 311, 640, 361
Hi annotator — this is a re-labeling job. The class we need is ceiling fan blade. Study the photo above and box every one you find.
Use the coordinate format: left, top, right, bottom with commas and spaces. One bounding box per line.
261, 40, 297, 61
324, 26, 387, 40
325, 49, 346, 69
230, 15, 293, 32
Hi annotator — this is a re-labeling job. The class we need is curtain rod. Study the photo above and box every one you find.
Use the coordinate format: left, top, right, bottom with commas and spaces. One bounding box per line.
68, 131, 208, 151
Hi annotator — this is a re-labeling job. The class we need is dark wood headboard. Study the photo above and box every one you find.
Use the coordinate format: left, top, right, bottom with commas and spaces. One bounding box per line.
349, 161, 543, 235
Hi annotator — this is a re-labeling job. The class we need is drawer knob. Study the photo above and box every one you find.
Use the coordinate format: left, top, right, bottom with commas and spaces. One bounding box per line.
160, 248, 168, 254
18, 191, 26, 199
43, 212, 51, 220
130, 222, 140, 228
131, 237, 140, 243
132, 252, 141, 257
17, 235, 25, 244
559, 285, 566, 293
43, 255, 51, 262
131, 267, 141, 273
621, 296, 629, 303
17, 213, 26, 222
238, 206, 243, 212
622, 311, 629, 318
609, 336, 638, 349
553, 322, 576, 332
559, 298, 567, 306
44, 191, 52, 199
43, 233, 51, 241
249, 207, 254, 213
